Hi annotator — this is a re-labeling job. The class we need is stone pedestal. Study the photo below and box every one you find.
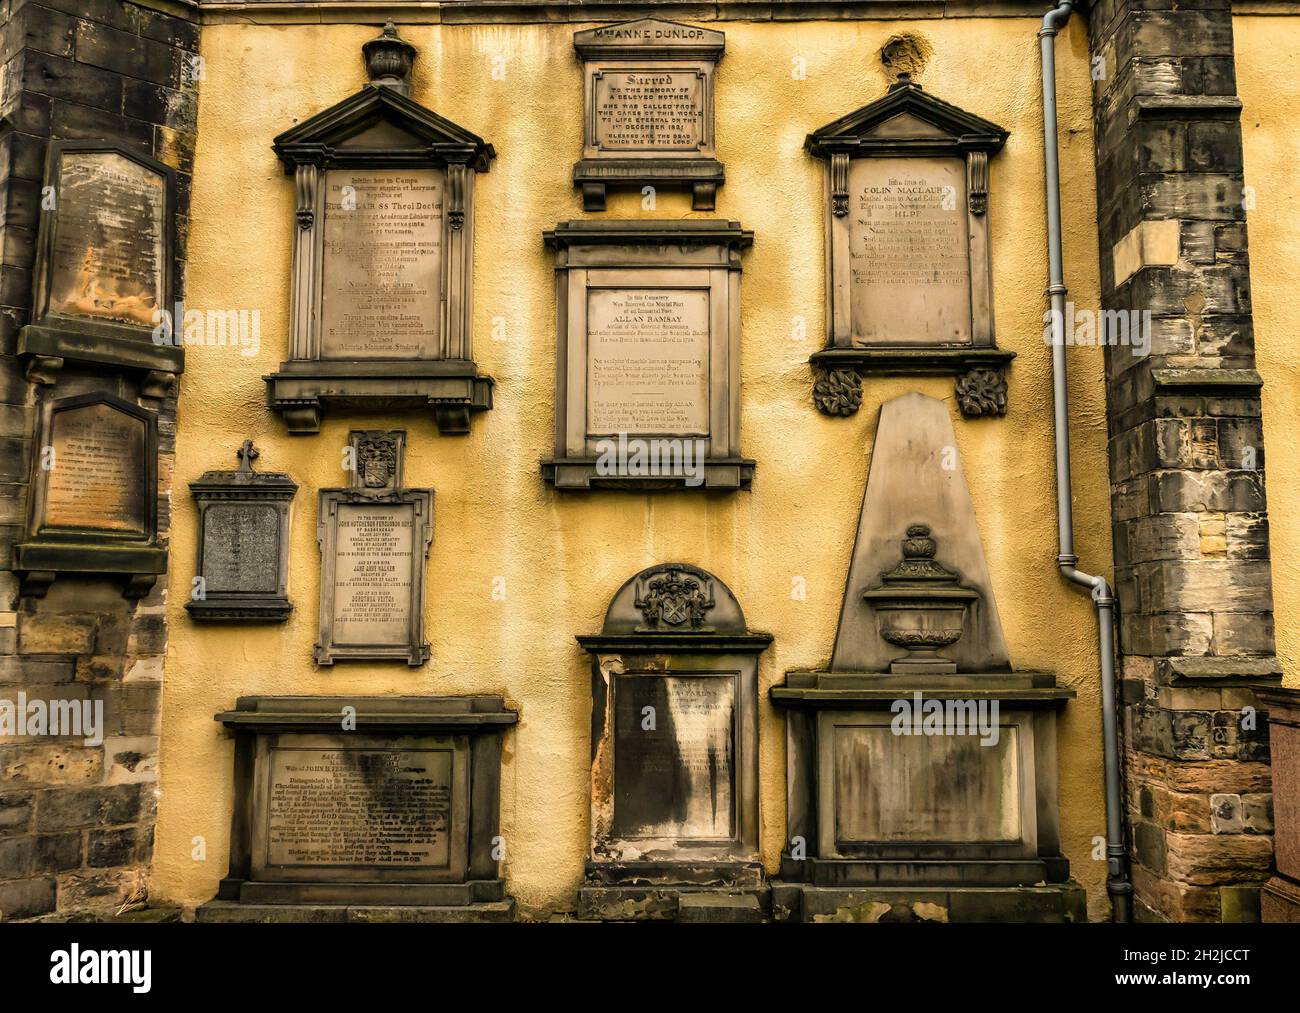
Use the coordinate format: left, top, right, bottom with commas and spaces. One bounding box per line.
575, 563, 771, 920
770, 671, 1086, 923
197, 696, 517, 923
1260, 688, 1300, 922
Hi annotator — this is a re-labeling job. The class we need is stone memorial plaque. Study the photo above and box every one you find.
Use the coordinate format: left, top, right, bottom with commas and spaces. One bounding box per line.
573, 19, 725, 210
593, 70, 705, 151
330, 501, 416, 647
316, 433, 431, 665
586, 288, 710, 436
848, 157, 971, 346
266, 26, 496, 435
44, 400, 147, 535
203, 504, 281, 594
831, 721, 1020, 843
187, 441, 297, 623
203, 697, 517, 918
319, 168, 444, 360
46, 151, 166, 329
265, 743, 453, 869
613, 674, 735, 839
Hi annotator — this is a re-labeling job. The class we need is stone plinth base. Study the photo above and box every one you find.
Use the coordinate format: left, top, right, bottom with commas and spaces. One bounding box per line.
196, 900, 514, 923
771, 882, 1087, 923
577, 860, 768, 921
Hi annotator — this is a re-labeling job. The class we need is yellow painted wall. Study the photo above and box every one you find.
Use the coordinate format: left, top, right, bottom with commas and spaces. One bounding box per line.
1236, 16, 1300, 691
153, 18, 1113, 918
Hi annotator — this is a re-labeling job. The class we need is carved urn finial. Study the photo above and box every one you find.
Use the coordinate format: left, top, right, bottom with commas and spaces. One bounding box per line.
364, 21, 417, 96
861, 524, 979, 675
888, 71, 918, 92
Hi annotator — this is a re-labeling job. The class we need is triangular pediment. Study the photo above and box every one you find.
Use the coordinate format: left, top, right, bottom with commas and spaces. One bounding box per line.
273, 85, 494, 171
806, 78, 1008, 158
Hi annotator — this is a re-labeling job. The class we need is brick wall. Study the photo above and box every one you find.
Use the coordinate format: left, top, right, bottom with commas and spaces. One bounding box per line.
1087, 0, 1281, 921
0, 0, 196, 920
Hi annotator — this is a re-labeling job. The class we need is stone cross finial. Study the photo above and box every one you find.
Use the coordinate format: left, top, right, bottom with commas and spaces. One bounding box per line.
236, 440, 259, 473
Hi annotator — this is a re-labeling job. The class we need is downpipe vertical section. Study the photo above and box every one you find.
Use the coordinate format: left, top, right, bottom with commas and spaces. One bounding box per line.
1039, 0, 1133, 922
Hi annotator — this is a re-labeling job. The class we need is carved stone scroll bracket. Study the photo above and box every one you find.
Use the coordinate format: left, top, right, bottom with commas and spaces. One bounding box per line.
581, 183, 606, 212
141, 370, 177, 400
23, 354, 63, 386
809, 347, 1015, 420
276, 398, 323, 434
123, 573, 158, 600
812, 367, 863, 416
692, 181, 717, 212
967, 150, 989, 216
16, 570, 56, 599
830, 152, 850, 218
955, 366, 1009, 417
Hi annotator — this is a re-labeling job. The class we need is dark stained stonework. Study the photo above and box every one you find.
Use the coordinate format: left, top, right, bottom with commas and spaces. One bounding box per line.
197, 696, 517, 923
1086, 0, 1281, 921
0, 0, 198, 921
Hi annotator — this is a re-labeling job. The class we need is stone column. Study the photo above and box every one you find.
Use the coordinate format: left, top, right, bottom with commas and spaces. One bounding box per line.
0, 0, 198, 920
1087, 0, 1280, 921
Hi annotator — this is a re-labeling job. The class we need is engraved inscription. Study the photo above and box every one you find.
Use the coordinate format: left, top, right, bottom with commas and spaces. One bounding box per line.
203, 503, 280, 593
266, 746, 452, 867
593, 70, 704, 151
44, 402, 146, 535
586, 288, 710, 436
47, 152, 165, 328
320, 169, 443, 359
848, 157, 971, 346
613, 675, 735, 840
330, 502, 414, 646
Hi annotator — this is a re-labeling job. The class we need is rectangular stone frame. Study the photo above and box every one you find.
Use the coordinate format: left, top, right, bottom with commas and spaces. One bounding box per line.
542, 220, 754, 490
19, 139, 183, 380
186, 448, 297, 623
14, 391, 165, 599
589, 652, 760, 865
572, 18, 725, 211
315, 486, 433, 667
206, 696, 516, 913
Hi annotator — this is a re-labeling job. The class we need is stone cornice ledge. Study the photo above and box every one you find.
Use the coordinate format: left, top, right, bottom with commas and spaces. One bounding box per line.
196, 1, 1060, 25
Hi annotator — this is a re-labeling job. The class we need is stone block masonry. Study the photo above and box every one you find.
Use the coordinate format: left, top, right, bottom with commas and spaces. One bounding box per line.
0, 0, 197, 920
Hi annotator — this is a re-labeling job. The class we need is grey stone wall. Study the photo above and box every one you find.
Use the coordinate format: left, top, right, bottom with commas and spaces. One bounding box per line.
0, 0, 197, 920
1088, 0, 1281, 921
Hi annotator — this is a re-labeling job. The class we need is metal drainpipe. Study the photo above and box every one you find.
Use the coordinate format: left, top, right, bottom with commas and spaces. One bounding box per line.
1039, 0, 1133, 922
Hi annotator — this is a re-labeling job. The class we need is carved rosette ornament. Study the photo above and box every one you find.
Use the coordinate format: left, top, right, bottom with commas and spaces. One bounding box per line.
813, 368, 864, 417
635, 567, 717, 631
955, 367, 1008, 417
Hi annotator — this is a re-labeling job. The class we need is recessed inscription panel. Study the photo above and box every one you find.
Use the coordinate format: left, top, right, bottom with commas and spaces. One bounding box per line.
586, 288, 710, 436
320, 169, 443, 360
832, 722, 1020, 844
47, 152, 166, 329
266, 745, 452, 868
330, 502, 415, 647
613, 674, 735, 840
202, 503, 280, 594
43, 402, 147, 535
593, 69, 705, 151
848, 156, 971, 346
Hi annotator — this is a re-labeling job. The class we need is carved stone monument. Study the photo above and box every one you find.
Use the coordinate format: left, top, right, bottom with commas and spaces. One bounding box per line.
265, 23, 496, 435
805, 77, 1013, 418
197, 695, 517, 922
1260, 688, 1300, 921
572, 18, 725, 211
19, 140, 181, 393
14, 392, 163, 598
542, 220, 755, 490
770, 393, 1085, 922
187, 441, 297, 622
316, 430, 432, 666
577, 563, 772, 921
